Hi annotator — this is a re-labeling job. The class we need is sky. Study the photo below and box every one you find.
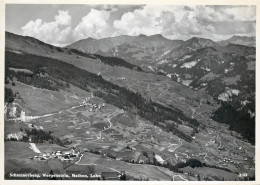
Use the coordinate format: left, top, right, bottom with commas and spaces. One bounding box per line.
6, 4, 256, 47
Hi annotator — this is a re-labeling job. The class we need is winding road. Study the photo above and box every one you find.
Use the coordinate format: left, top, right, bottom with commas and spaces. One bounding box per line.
96, 109, 124, 139
172, 174, 188, 181
10, 104, 84, 122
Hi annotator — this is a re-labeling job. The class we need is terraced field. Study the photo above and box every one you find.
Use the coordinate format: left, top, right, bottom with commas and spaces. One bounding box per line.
5, 79, 254, 180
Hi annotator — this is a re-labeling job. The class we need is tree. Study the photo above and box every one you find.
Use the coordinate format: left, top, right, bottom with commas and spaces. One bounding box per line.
5, 88, 14, 103
142, 151, 148, 158
197, 174, 201, 181
120, 171, 126, 180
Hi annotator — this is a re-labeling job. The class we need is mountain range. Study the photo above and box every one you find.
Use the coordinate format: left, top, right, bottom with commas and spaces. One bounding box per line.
5, 31, 256, 143
4, 31, 256, 180
67, 34, 255, 139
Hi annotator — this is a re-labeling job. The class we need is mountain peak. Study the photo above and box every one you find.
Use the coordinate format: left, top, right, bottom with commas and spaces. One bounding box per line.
183, 37, 218, 50
187, 37, 210, 42
137, 34, 165, 39
231, 35, 248, 39
221, 35, 256, 47
149, 34, 164, 38
86, 37, 96, 41
229, 35, 255, 40
138, 34, 147, 37
186, 37, 216, 45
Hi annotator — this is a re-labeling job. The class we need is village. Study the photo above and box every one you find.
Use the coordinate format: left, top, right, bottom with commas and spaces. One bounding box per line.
30, 147, 81, 162
82, 95, 106, 112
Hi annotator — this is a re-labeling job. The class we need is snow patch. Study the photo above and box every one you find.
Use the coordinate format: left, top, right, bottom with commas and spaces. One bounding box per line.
160, 50, 171, 58
167, 74, 173, 78
154, 154, 165, 165
181, 61, 198, 69
241, 100, 250, 106
185, 47, 196, 51
218, 93, 230, 101
248, 110, 255, 118
218, 88, 240, 101
159, 70, 166, 74
225, 68, 232, 73
231, 89, 240, 96
147, 65, 155, 72
157, 59, 171, 65
200, 67, 211, 72
179, 55, 192, 61
172, 64, 177, 68
182, 80, 192, 86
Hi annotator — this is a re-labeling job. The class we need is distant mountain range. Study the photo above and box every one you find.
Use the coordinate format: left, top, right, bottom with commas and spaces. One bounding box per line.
66, 34, 255, 71
219, 35, 256, 47
67, 34, 255, 53
67, 34, 184, 53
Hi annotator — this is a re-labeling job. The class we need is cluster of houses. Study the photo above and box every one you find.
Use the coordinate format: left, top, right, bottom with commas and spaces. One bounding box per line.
191, 153, 204, 157
219, 157, 240, 165
9, 109, 40, 122
205, 140, 215, 147
28, 123, 43, 130
30, 148, 80, 162
117, 77, 126, 81
82, 97, 106, 112
5, 131, 26, 141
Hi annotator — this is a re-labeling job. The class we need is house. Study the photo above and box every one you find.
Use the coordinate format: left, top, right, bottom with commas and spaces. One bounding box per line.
56, 151, 62, 156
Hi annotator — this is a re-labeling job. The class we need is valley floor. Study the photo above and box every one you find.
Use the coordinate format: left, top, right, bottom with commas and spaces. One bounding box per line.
4, 80, 255, 181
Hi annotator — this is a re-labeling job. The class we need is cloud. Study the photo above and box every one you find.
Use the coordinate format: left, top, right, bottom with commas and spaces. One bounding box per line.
160, 11, 202, 36
22, 10, 72, 46
112, 5, 255, 41
195, 6, 256, 23
20, 5, 256, 46
88, 4, 143, 12
55, 10, 71, 25
72, 9, 111, 40
113, 5, 205, 39
113, 5, 165, 36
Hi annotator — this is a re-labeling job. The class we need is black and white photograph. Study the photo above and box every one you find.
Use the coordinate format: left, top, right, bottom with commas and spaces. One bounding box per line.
3, 3, 256, 181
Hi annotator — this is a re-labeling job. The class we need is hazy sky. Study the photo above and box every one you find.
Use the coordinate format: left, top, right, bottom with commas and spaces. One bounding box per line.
6, 4, 256, 46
